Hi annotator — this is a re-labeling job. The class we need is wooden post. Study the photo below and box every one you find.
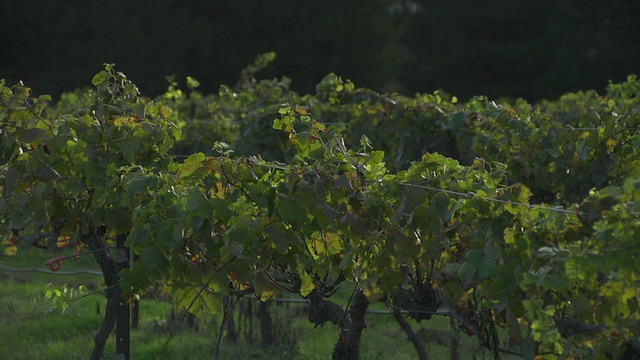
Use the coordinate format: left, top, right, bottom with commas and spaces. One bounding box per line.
115, 235, 130, 360
130, 252, 140, 329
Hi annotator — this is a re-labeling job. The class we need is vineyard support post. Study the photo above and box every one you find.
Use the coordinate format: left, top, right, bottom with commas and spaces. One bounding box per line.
115, 235, 130, 360
130, 252, 140, 329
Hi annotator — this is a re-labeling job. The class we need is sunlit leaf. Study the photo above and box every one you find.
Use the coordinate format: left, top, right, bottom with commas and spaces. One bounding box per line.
178, 152, 205, 178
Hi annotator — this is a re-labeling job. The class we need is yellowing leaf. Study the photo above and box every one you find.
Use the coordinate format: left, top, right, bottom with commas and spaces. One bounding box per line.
56, 235, 72, 248
3, 245, 17, 256
178, 152, 205, 178
201, 157, 218, 173
299, 271, 315, 297
294, 105, 309, 116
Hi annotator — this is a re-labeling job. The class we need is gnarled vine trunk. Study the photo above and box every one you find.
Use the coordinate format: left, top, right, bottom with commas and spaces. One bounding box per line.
83, 232, 120, 360
308, 289, 370, 360
332, 290, 369, 360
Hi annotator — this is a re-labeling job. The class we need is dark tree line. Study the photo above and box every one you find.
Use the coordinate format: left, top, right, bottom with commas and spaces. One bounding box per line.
401, 0, 640, 100
1, 0, 638, 101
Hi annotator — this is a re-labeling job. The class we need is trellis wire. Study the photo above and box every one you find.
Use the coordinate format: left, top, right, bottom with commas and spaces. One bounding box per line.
398, 182, 579, 215
238, 295, 451, 316
169, 153, 580, 216
178, 119, 637, 133
0, 265, 454, 318
0, 264, 102, 276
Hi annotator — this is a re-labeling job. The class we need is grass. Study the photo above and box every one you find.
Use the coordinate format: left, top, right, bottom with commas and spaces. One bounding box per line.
1, 248, 517, 359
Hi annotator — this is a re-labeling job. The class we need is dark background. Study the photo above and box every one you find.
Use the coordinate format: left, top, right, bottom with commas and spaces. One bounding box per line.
1, 0, 639, 101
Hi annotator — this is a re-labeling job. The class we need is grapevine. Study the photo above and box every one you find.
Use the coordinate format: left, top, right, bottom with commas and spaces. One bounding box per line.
1, 61, 638, 359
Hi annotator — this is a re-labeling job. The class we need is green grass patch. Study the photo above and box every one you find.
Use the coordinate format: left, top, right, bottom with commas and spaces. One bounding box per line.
1, 249, 517, 359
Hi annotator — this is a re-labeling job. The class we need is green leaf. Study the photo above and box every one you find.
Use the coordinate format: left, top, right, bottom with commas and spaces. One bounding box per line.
534, 266, 551, 285
441, 263, 461, 277
106, 207, 133, 234
119, 139, 138, 164
273, 118, 285, 130
176, 287, 223, 315
276, 193, 311, 223
126, 227, 149, 247
186, 188, 212, 219
92, 71, 108, 86
338, 256, 351, 270
157, 223, 182, 250
483, 241, 501, 262
186, 76, 200, 89
273, 107, 295, 132
543, 274, 570, 294
33, 162, 61, 181
20, 128, 46, 143
366, 150, 386, 176
537, 247, 556, 259
207, 269, 231, 296
459, 249, 483, 285
172, 223, 184, 242
334, 174, 353, 191
459, 242, 501, 284
569, 294, 591, 314
178, 152, 205, 178
265, 223, 293, 254
123, 172, 158, 195
253, 270, 280, 301
227, 242, 244, 256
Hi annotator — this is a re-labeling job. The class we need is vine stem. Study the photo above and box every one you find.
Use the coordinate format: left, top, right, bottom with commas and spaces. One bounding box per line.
214, 295, 240, 360
341, 274, 360, 330
156, 255, 236, 360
